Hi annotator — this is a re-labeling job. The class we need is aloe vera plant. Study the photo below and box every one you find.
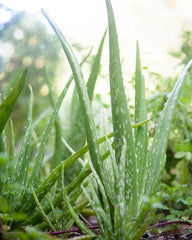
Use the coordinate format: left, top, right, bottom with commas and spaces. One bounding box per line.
82, 1, 192, 239
41, 0, 192, 239
1, 1, 192, 239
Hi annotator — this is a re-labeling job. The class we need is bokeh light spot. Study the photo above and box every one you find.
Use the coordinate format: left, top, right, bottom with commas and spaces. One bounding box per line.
40, 84, 49, 96
14, 28, 24, 40
22, 56, 33, 66
35, 56, 44, 69
28, 36, 37, 47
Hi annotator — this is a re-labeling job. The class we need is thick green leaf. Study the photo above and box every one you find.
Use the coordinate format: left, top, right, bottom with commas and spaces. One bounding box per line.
134, 42, 149, 201
13, 86, 33, 186
42, 9, 102, 179
0, 68, 28, 135
44, 64, 65, 172
20, 130, 112, 213
86, 29, 107, 101
64, 30, 107, 184
105, 0, 138, 217
29, 71, 73, 188
146, 59, 192, 195
30, 184, 56, 232
7, 119, 15, 177
21, 121, 147, 224
8, 86, 33, 209
44, 47, 93, 169
61, 164, 94, 236
9, 119, 15, 164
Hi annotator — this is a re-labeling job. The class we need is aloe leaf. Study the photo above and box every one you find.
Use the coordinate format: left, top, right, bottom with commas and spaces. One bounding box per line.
3, 119, 15, 195
70, 47, 93, 121
134, 42, 149, 200
13, 86, 33, 186
146, 59, 192, 195
9, 119, 15, 164
30, 184, 56, 232
48, 194, 60, 230
29, 71, 73, 188
20, 130, 112, 213
61, 165, 94, 236
127, 207, 156, 240
21, 120, 147, 216
82, 183, 110, 239
105, 0, 138, 217
64, 191, 94, 235
0, 132, 5, 153
114, 140, 126, 239
44, 64, 65, 170
42, 9, 102, 179
23, 167, 91, 226
8, 86, 33, 209
0, 68, 28, 135
135, 42, 147, 132
20, 142, 92, 213
89, 156, 113, 230
64, 30, 107, 184
4, 68, 23, 97
6, 119, 15, 179
86, 29, 107, 101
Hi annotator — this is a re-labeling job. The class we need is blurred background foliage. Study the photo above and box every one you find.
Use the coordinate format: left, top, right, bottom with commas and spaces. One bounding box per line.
0, 4, 61, 138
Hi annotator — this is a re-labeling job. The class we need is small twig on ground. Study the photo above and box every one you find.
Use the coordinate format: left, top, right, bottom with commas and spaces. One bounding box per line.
49, 225, 100, 235
148, 220, 192, 230
49, 220, 192, 236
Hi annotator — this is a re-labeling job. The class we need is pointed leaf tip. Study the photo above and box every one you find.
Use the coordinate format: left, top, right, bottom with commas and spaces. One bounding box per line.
0, 68, 28, 135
